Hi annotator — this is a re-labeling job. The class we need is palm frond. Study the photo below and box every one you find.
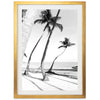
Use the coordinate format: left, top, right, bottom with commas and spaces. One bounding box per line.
46, 9, 52, 18
40, 9, 52, 20
68, 42, 75, 46
49, 22, 63, 32
34, 19, 44, 24
55, 23, 63, 32
64, 38, 69, 44
58, 45, 67, 49
51, 16, 61, 21
59, 37, 75, 49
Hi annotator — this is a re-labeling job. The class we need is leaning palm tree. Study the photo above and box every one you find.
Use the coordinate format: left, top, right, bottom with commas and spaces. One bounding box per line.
40, 10, 63, 80
34, 9, 63, 80
23, 10, 51, 75
23, 34, 43, 75
23, 9, 63, 76
46, 37, 75, 73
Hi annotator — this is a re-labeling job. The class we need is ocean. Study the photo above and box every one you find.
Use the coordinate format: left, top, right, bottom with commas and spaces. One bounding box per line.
22, 62, 78, 79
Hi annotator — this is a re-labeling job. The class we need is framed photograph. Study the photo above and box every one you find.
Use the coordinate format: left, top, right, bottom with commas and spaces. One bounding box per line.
14, 1, 86, 98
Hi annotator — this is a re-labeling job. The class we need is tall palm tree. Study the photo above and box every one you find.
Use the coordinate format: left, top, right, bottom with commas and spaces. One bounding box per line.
23, 10, 51, 75
23, 9, 63, 76
34, 9, 63, 80
40, 10, 63, 80
47, 37, 75, 73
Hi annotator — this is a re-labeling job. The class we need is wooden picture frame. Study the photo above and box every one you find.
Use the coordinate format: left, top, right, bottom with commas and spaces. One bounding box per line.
14, 1, 86, 98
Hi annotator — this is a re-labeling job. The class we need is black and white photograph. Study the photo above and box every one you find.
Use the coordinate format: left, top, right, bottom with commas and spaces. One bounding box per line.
2, 0, 100, 100
14, 2, 86, 98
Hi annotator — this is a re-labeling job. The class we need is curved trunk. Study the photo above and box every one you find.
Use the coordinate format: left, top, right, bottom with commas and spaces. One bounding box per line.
40, 10, 60, 80
47, 48, 66, 73
23, 34, 43, 75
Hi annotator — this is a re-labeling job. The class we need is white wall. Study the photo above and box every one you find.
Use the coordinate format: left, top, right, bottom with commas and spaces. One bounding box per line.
0, 0, 100, 100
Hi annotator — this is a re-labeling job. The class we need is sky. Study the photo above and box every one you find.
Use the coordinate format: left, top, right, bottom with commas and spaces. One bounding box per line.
22, 9, 78, 63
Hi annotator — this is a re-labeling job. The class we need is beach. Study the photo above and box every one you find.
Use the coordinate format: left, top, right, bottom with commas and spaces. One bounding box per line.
21, 62, 78, 91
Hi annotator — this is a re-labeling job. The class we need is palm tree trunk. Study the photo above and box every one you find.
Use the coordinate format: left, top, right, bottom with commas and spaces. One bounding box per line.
47, 48, 66, 73
40, 9, 60, 80
23, 34, 43, 75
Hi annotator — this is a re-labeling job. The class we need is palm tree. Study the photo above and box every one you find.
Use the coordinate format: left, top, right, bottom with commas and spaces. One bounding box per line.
39, 10, 63, 80
23, 10, 51, 75
23, 34, 43, 75
23, 9, 63, 76
46, 37, 75, 73
34, 9, 63, 80
34, 10, 62, 33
